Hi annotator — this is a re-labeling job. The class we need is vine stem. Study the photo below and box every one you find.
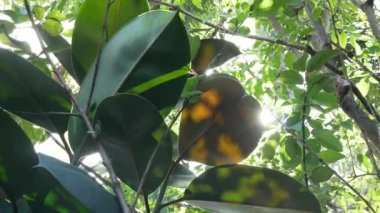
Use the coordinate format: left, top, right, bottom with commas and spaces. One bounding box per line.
23, 1, 131, 212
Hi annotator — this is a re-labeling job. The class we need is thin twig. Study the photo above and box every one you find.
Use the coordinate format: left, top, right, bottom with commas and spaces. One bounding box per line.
362, 133, 380, 181
86, 0, 113, 112
23, 1, 131, 212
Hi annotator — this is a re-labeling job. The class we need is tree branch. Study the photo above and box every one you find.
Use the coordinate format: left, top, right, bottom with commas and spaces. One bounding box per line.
23, 1, 131, 212
351, 0, 380, 41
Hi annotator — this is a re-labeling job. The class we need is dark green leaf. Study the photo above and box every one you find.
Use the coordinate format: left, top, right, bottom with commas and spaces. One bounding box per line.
309, 166, 333, 183
35, 154, 121, 212
69, 11, 190, 154
182, 165, 321, 213
318, 150, 345, 164
0, 110, 38, 197
94, 94, 172, 194
72, 0, 149, 82
192, 39, 241, 74
306, 50, 339, 72
168, 163, 196, 188
27, 166, 89, 212
311, 128, 342, 151
310, 91, 338, 108
0, 48, 72, 133
179, 74, 263, 166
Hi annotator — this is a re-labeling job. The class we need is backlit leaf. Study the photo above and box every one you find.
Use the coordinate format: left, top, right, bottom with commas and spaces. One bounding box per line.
318, 150, 345, 164
181, 165, 321, 212
192, 39, 241, 74
179, 74, 263, 165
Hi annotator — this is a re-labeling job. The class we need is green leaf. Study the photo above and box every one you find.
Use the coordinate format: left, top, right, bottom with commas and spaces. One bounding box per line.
356, 78, 370, 97
310, 91, 338, 108
36, 25, 77, 82
318, 150, 345, 164
179, 74, 263, 166
72, 0, 149, 82
189, 35, 201, 61
306, 138, 321, 153
28, 166, 89, 212
250, 0, 284, 17
0, 198, 32, 213
181, 165, 321, 213
168, 163, 196, 188
45, 11, 66, 21
94, 94, 172, 194
284, 137, 302, 165
0, 48, 72, 134
309, 166, 333, 183
41, 19, 63, 36
278, 70, 303, 84
311, 128, 342, 151
35, 154, 121, 212
192, 39, 241, 74
69, 11, 190, 154
32, 5, 44, 21
293, 53, 308, 71
338, 32, 348, 48
0, 110, 38, 198
306, 49, 339, 72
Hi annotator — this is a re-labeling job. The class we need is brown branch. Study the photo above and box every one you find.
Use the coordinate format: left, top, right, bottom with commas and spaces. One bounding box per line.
351, 0, 380, 41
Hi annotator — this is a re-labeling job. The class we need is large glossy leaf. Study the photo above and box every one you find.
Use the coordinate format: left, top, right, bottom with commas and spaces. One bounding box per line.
36, 25, 77, 82
0, 48, 72, 134
0, 110, 38, 198
192, 39, 240, 74
179, 74, 263, 166
69, 11, 190, 154
181, 165, 321, 213
72, 0, 149, 82
34, 154, 121, 212
168, 163, 196, 188
94, 94, 172, 194
27, 166, 89, 213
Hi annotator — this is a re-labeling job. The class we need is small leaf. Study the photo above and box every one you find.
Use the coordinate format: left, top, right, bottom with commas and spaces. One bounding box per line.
192, 39, 241, 74
309, 166, 333, 183
181, 165, 321, 212
278, 70, 303, 84
356, 78, 370, 97
306, 49, 339, 72
250, 0, 284, 17
94, 94, 172, 194
45, 11, 65, 21
318, 150, 345, 164
293, 53, 308, 71
0, 48, 72, 134
179, 74, 263, 166
32, 5, 44, 20
311, 128, 342, 151
310, 91, 338, 108
41, 19, 63, 36
35, 154, 121, 212
338, 32, 347, 48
